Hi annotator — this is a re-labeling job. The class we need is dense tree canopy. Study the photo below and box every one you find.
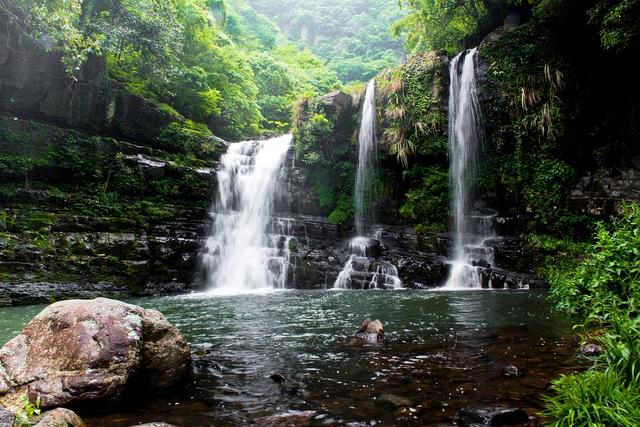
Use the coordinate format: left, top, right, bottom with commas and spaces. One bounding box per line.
393, 0, 640, 53
2, 0, 341, 139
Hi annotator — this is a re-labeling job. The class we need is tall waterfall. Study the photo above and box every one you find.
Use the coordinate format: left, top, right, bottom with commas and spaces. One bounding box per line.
333, 80, 402, 290
444, 48, 495, 289
355, 79, 378, 236
201, 135, 292, 293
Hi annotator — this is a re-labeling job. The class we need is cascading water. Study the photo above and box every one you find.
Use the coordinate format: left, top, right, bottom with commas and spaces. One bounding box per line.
333, 79, 401, 289
201, 134, 293, 293
355, 79, 378, 236
444, 48, 495, 289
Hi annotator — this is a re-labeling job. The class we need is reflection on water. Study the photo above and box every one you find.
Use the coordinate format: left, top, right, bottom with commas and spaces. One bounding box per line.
1, 291, 584, 426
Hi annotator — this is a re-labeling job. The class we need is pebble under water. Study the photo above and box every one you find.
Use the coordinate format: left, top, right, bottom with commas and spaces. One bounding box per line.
0, 290, 585, 426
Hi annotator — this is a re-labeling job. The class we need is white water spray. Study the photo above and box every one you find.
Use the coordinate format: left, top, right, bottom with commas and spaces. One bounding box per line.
444, 48, 495, 289
201, 135, 292, 293
333, 80, 402, 289
355, 78, 378, 236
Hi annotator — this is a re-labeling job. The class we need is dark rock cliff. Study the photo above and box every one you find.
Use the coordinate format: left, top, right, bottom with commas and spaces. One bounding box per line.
0, 8, 221, 306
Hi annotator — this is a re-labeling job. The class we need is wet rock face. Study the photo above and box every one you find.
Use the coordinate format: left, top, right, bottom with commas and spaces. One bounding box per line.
279, 215, 451, 289
0, 8, 172, 145
569, 168, 640, 217
0, 206, 208, 307
0, 298, 190, 411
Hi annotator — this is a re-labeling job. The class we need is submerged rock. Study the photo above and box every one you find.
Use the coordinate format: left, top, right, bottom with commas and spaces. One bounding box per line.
0, 298, 190, 411
133, 424, 177, 427
269, 372, 288, 383
255, 410, 316, 426
458, 406, 528, 426
503, 365, 521, 377
378, 393, 413, 408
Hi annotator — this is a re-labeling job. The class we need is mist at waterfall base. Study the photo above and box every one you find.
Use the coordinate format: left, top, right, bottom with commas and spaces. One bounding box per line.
201, 134, 293, 295
444, 48, 496, 290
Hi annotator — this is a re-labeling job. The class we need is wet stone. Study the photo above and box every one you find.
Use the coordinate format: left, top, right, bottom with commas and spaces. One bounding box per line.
255, 410, 316, 426
269, 372, 288, 383
379, 393, 413, 408
458, 406, 528, 426
133, 424, 177, 427
578, 343, 603, 357
0, 407, 14, 427
503, 365, 521, 377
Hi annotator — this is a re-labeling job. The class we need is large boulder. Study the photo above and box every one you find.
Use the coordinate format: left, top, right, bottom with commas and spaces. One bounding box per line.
0, 298, 190, 411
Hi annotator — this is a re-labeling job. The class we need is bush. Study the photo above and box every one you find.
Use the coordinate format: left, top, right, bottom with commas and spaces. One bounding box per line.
544, 204, 640, 425
549, 204, 640, 320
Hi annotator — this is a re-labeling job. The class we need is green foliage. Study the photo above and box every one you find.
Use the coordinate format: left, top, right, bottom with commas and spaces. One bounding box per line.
328, 195, 354, 226
292, 97, 357, 225
549, 204, 640, 320
393, 0, 533, 53
543, 204, 640, 426
378, 51, 448, 167
246, 0, 406, 83
543, 369, 640, 427
400, 165, 449, 232
294, 112, 334, 164
6, 0, 340, 138
522, 156, 584, 233
478, 19, 591, 235
14, 394, 41, 427
588, 0, 640, 51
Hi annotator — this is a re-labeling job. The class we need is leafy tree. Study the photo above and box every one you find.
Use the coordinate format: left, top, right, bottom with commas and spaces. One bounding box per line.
393, 0, 534, 52
4, 0, 341, 138
588, 0, 640, 51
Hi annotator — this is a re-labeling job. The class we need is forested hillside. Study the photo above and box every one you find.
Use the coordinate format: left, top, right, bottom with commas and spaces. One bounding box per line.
246, 0, 406, 83
2, 0, 341, 139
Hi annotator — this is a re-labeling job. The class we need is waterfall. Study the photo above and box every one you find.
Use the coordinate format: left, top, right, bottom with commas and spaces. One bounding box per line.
201, 135, 292, 293
444, 48, 495, 289
333, 80, 402, 290
354, 78, 378, 236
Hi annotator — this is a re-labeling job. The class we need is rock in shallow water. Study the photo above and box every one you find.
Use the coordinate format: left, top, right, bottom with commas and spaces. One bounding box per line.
0, 298, 190, 411
503, 365, 521, 377
578, 343, 604, 357
458, 406, 528, 426
255, 410, 316, 426
133, 423, 177, 427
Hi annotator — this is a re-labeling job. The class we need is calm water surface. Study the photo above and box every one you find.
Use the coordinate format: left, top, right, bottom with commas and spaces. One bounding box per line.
0, 290, 584, 426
